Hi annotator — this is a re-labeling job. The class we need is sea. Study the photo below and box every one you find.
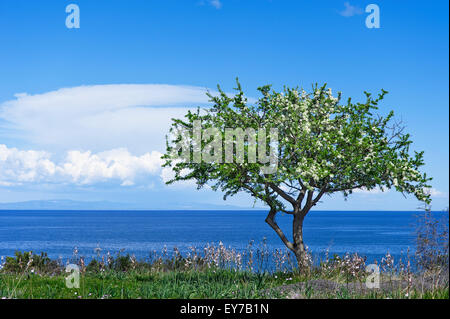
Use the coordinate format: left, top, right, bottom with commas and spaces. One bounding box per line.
0, 210, 445, 265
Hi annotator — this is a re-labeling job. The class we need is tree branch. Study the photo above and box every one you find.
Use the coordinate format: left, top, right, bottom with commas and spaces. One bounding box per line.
311, 185, 328, 206
265, 208, 295, 252
268, 183, 297, 206
328, 183, 365, 193
300, 190, 315, 215
296, 184, 308, 206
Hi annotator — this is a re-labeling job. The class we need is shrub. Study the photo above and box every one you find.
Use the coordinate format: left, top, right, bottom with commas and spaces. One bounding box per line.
1, 251, 60, 275
415, 208, 449, 273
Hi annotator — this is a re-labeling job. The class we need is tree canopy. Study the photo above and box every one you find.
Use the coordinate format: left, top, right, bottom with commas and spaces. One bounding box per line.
162, 80, 432, 265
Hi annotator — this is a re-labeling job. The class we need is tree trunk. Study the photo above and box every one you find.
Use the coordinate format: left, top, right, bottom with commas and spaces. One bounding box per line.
292, 212, 309, 270
265, 206, 311, 271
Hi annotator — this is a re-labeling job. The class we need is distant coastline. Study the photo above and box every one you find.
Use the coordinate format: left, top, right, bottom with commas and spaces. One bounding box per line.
0, 199, 258, 211
1, 199, 445, 212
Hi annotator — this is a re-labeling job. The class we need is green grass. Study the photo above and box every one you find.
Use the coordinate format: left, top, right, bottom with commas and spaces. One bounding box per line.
1, 247, 448, 299
0, 269, 284, 299
1, 269, 448, 299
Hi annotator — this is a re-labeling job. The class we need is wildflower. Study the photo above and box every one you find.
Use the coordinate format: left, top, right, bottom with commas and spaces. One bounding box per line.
94, 244, 102, 257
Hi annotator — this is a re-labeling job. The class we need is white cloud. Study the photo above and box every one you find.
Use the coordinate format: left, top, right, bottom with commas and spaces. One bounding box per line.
0, 144, 56, 183
425, 188, 447, 198
353, 187, 388, 195
160, 165, 197, 189
60, 148, 163, 185
198, 0, 222, 9
353, 187, 448, 200
0, 84, 213, 154
0, 144, 164, 186
210, 0, 222, 9
339, 2, 363, 17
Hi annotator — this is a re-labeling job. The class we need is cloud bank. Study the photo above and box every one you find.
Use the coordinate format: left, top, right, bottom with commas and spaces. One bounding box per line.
0, 144, 163, 187
0, 84, 213, 154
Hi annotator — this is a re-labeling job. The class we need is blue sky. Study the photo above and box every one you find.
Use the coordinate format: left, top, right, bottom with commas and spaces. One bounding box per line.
0, 0, 448, 210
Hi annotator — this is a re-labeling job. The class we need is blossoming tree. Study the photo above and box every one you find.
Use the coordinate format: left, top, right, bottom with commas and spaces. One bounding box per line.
162, 80, 432, 268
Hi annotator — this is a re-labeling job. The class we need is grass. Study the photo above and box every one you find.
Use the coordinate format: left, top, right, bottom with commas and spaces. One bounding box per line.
0, 264, 448, 299
0, 269, 283, 299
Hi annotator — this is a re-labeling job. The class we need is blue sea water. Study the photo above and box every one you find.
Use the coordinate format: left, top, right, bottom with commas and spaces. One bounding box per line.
0, 210, 443, 264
